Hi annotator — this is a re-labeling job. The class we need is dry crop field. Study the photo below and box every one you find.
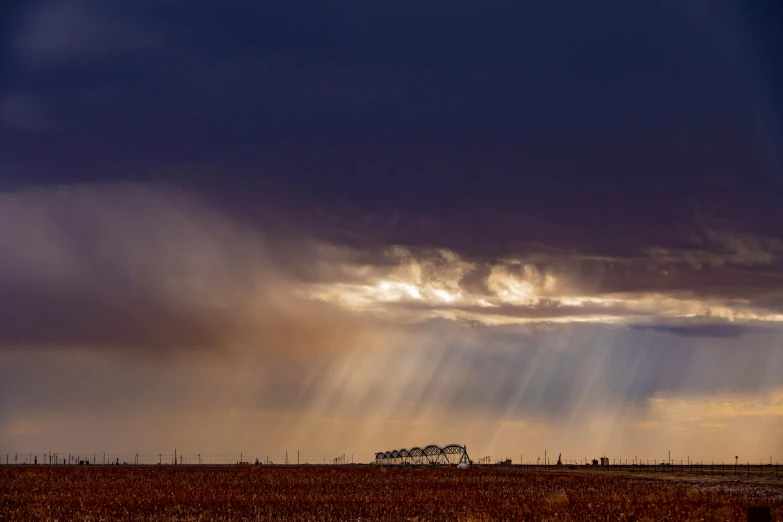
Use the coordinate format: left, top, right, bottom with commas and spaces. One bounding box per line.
1, 466, 783, 521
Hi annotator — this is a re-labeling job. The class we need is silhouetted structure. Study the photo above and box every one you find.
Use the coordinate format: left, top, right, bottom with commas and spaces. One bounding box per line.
375, 444, 471, 465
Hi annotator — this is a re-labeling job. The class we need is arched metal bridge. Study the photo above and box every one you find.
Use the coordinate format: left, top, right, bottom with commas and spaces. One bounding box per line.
375, 444, 471, 465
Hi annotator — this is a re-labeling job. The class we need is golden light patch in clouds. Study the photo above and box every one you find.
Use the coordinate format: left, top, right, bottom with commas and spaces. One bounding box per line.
303, 247, 473, 314
301, 246, 783, 326
486, 265, 540, 304
611, 390, 783, 460
648, 392, 783, 420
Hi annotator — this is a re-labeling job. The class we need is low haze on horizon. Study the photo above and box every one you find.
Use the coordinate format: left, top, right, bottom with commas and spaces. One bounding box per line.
1, 1, 782, 464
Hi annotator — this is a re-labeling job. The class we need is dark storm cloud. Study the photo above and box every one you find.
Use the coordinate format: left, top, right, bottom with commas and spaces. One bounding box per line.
629, 323, 749, 339
538, 246, 783, 300
2, 2, 780, 295
0, 1, 782, 457
2, 1, 780, 234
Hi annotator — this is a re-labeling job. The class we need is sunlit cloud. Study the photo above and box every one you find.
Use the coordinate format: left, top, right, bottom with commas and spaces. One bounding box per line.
299, 245, 783, 327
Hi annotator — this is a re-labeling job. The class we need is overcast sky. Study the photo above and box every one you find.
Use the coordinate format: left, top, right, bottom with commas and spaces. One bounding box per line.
1, 0, 782, 463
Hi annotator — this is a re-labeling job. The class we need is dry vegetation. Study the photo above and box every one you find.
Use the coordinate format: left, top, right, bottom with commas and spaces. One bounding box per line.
1, 466, 782, 521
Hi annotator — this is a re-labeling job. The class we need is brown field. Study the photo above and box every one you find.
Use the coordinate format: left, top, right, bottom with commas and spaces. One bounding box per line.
1, 466, 783, 521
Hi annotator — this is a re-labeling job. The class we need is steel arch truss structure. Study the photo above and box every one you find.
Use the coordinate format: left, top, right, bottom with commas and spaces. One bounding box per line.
375, 444, 470, 465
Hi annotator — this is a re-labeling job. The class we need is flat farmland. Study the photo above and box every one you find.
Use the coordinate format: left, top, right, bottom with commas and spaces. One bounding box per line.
2, 466, 783, 521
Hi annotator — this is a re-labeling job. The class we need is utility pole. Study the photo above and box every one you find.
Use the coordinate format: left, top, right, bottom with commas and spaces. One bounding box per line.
298, 451, 300, 465
175, 449, 177, 466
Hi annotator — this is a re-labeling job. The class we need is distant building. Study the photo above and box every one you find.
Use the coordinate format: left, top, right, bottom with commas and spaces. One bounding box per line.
600, 457, 609, 466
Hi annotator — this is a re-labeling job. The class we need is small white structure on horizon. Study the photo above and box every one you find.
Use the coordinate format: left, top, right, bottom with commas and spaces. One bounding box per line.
457, 462, 469, 469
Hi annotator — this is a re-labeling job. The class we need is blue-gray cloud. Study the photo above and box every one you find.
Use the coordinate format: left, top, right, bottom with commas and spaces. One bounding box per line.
630, 323, 749, 339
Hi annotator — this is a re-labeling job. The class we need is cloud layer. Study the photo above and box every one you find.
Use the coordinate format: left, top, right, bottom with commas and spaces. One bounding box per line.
1, 183, 782, 460
4, 182, 783, 353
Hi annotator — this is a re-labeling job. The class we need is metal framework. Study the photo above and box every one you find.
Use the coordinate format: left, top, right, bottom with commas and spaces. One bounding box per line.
375, 444, 471, 465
